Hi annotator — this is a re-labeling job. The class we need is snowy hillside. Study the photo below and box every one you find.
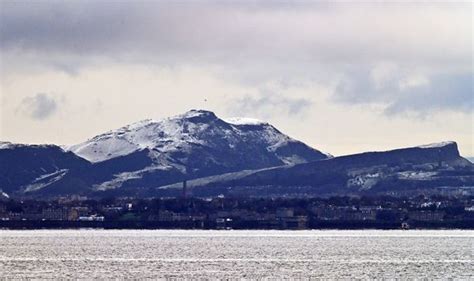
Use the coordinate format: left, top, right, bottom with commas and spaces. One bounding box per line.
1, 110, 330, 197
1, 127, 472, 198
67, 109, 329, 165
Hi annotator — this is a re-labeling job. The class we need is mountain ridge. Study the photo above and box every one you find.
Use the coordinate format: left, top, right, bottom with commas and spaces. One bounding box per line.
1, 110, 472, 199
156, 141, 472, 197
0, 110, 330, 198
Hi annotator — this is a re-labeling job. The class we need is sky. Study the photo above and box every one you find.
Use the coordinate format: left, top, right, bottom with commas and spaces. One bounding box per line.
0, 1, 472, 157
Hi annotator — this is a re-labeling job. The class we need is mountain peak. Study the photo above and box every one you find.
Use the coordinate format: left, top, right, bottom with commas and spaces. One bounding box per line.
118, 110, 218, 132
177, 109, 218, 123
182, 109, 215, 116
67, 110, 329, 164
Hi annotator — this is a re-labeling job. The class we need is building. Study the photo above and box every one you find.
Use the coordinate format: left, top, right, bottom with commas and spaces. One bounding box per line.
408, 211, 445, 221
42, 208, 69, 221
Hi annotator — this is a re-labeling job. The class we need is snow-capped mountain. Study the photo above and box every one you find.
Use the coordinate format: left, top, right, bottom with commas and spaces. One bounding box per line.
1, 110, 329, 197
70, 109, 329, 194
67, 110, 329, 164
1, 110, 472, 199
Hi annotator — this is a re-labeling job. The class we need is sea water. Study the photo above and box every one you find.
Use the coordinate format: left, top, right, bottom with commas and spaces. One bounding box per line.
0, 229, 472, 279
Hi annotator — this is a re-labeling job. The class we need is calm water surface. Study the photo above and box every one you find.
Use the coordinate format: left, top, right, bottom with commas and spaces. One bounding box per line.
0, 230, 472, 279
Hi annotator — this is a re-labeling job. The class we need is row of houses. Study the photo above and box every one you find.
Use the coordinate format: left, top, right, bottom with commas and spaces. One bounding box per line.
312, 205, 451, 222
0, 206, 104, 221
1, 202, 471, 226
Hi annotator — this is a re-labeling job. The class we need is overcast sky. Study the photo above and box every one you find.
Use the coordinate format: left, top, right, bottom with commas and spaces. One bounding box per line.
0, 1, 472, 157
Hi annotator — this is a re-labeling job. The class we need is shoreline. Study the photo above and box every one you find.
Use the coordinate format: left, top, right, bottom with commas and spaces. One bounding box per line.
1, 220, 473, 230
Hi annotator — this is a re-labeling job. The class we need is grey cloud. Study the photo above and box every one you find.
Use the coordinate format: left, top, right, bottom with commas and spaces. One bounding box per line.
334, 65, 403, 104
18, 93, 58, 120
384, 73, 473, 115
334, 68, 473, 116
0, 2, 470, 67
229, 88, 312, 119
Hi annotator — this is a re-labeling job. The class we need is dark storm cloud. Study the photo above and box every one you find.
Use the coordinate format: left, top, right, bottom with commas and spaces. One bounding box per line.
18, 93, 58, 120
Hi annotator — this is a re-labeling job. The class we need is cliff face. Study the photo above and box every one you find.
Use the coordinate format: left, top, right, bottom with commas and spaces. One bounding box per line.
329, 141, 464, 168
285, 141, 468, 178
158, 142, 473, 197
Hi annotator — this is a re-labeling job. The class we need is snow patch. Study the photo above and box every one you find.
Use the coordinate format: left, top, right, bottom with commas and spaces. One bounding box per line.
32, 169, 68, 183
24, 169, 68, 193
418, 141, 455, 149
0, 142, 14, 149
278, 155, 306, 165
68, 138, 138, 163
347, 173, 381, 190
94, 171, 143, 191
224, 117, 268, 126
0, 141, 61, 151
397, 171, 437, 180
94, 165, 172, 191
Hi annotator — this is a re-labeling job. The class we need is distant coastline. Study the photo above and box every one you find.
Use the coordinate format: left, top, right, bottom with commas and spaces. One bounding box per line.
2, 196, 473, 230
1, 220, 473, 230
